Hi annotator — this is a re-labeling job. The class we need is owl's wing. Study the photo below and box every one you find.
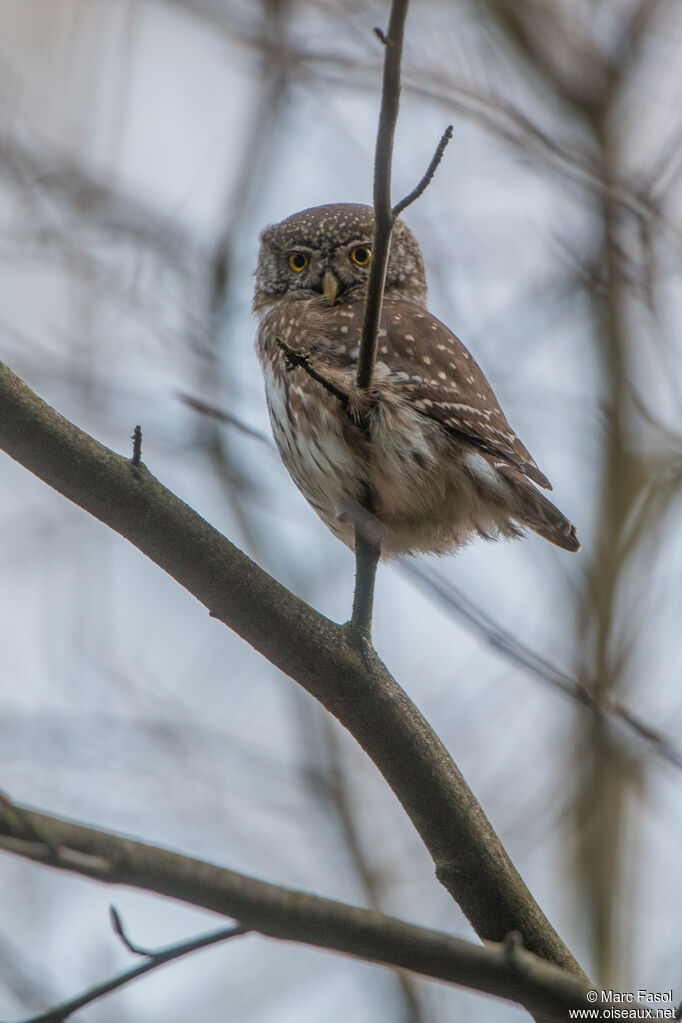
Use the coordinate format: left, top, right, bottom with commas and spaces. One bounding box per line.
381, 301, 551, 490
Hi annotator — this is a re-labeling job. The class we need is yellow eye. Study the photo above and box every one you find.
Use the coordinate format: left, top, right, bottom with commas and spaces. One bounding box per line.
351, 245, 371, 267
289, 252, 308, 272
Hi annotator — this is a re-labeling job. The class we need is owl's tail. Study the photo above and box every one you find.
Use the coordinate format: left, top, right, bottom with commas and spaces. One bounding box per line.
501, 467, 581, 553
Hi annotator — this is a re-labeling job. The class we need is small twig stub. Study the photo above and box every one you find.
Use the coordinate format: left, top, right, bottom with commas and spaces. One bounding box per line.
276, 337, 351, 412
131, 425, 142, 466
110, 905, 153, 957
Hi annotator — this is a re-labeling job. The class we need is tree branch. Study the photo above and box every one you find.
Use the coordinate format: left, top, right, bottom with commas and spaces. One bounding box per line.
0, 799, 601, 1021
0, 360, 586, 985
392, 124, 453, 217
355, 0, 408, 394
349, 2, 410, 635
10, 910, 247, 1023
350, 2, 453, 635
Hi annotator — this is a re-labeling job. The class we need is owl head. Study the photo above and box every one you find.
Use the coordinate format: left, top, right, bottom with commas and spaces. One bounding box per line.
253, 203, 427, 312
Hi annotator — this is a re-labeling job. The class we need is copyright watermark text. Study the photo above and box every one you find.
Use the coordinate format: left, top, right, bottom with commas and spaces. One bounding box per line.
569, 989, 677, 1019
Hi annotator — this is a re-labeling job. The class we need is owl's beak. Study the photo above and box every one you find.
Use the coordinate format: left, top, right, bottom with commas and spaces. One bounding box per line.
322, 270, 339, 306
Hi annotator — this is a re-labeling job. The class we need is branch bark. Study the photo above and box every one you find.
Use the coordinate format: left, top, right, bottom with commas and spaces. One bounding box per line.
350, 1, 451, 635
0, 800, 600, 1021
0, 359, 586, 988
13, 913, 247, 1023
355, 2, 407, 394
350, 2, 410, 634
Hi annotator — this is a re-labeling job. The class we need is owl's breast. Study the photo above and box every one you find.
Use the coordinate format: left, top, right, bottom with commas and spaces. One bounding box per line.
261, 356, 367, 547
255, 299, 520, 556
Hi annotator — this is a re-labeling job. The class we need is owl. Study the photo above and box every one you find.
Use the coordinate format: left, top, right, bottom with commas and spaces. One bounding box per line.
253, 203, 579, 557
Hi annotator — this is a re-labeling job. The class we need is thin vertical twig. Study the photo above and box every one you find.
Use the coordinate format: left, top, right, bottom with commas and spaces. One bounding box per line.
350, 532, 381, 634
350, 1, 452, 636
355, 1, 409, 395
350, 1, 409, 637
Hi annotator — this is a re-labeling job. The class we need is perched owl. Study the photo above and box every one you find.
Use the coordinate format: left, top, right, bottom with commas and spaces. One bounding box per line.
254, 203, 579, 557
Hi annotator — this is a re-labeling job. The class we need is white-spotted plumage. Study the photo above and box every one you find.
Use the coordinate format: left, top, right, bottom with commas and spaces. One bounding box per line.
254, 204, 580, 557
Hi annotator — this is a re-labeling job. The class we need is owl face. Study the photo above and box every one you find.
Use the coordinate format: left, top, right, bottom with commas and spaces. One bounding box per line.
253, 203, 427, 311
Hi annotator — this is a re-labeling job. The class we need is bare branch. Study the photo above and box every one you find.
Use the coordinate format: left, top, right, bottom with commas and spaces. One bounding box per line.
350, 4, 454, 636
350, 1, 410, 635
393, 124, 453, 217
0, 799, 602, 1022
355, 0, 408, 395
350, 1, 407, 636
350, 534, 381, 636
11, 906, 246, 1023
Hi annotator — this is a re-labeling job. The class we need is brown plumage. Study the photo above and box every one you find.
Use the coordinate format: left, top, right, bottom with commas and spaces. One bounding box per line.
254, 204, 579, 557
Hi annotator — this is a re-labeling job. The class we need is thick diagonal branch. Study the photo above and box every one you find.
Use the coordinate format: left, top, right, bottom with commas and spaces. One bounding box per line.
0, 360, 586, 985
